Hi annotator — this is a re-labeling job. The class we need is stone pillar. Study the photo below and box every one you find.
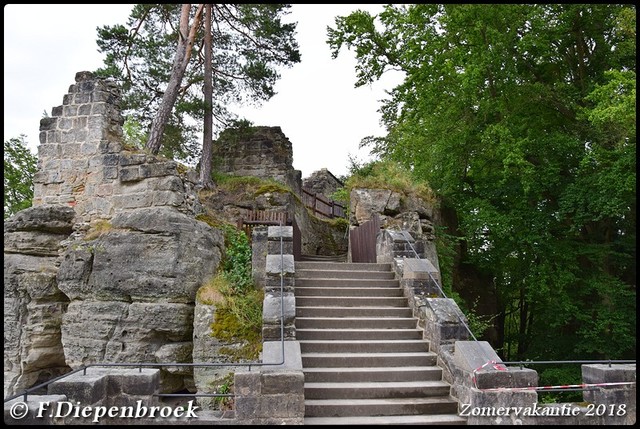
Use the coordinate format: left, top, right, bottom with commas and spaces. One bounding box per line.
234, 368, 305, 424
453, 341, 538, 425
418, 297, 472, 399
422, 298, 471, 356
262, 226, 296, 341
251, 226, 268, 289
400, 258, 442, 313
581, 364, 636, 425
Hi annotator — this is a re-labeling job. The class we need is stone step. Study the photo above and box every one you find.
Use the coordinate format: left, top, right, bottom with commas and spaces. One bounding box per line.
295, 269, 395, 280
295, 278, 400, 288
305, 380, 452, 400
295, 261, 460, 424
296, 261, 392, 272
301, 352, 438, 368
295, 286, 402, 297
295, 296, 409, 307
296, 317, 417, 329
296, 306, 412, 318
304, 397, 460, 418
303, 414, 467, 425
296, 328, 423, 340
299, 339, 429, 353
299, 254, 347, 263
303, 366, 443, 383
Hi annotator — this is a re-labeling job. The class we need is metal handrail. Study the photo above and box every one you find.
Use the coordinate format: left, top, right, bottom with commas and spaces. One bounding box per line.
399, 230, 478, 342
5, 222, 290, 404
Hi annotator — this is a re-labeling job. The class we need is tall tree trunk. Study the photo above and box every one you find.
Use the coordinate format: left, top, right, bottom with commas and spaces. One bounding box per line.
146, 4, 204, 155
199, 4, 214, 188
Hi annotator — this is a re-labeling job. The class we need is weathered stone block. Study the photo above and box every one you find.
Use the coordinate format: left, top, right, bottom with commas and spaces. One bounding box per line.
140, 161, 176, 178
267, 240, 293, 255
266, 254, 295, 276
267, 226, 293, 241
111, 193, 152, 209
235, 372, 261, 396
107, 368, 161, 396
261, 372, 304, 394
262, 325, 296, 342
152, 190, 184, 207
48, 371, 108, 404
262, 293, 296, 325
119, 166, 143, 182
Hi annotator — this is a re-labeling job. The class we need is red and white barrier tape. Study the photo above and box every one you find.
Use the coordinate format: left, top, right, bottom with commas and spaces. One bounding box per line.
471, 360, 507, 388
471, 360, 636, 391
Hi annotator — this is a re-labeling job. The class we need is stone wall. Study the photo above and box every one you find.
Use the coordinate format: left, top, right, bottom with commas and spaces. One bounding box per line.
4, 71, 224, 396
212, 126, 302, 196
302, 168, 343, 199
34, 71, 202, 228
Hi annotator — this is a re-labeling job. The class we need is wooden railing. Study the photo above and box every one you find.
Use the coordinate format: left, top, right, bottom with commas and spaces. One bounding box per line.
237, 210, 289, 237
237, 210, 301, 260
301, 188, 346, 219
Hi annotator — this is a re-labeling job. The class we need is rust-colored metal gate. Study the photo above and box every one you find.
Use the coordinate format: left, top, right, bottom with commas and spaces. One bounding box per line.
349, 213, 380, 263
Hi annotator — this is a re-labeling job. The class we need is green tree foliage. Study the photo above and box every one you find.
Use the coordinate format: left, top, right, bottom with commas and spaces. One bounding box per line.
95, 4, 300, 168
4, 136, 38, 219
329, 4, 636, 361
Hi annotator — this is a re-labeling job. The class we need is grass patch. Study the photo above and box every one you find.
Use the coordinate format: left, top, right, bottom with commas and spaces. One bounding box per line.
206, 274, 264, 360
83, 219, 113, 241
196, 222, 263, 361
342, 159, 437, 206
209, 172, 297, 201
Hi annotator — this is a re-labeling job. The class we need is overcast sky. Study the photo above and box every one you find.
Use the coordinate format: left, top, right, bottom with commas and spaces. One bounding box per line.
4, 4, 402, 179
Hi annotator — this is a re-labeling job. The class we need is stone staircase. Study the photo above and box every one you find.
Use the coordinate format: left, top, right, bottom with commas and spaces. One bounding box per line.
295, 261, 466, 425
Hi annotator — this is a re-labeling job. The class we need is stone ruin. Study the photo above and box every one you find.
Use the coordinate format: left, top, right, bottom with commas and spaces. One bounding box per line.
212, 125, 302, 195
4, 70, 431, 399
4, 71, 224, 396
302, 168, 344, 201
3, 70, 349, 399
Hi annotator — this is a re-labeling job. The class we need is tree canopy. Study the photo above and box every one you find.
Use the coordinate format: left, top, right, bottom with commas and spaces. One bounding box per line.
96, 4, 300, 170
4, 136, 37, 219
329, 4, 636, 362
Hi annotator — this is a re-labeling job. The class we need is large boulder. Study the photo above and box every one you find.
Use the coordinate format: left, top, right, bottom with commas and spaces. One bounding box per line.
56, 206, 224, 392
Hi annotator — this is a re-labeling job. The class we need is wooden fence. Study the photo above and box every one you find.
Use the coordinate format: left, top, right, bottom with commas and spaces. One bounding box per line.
301, 188, 346, 219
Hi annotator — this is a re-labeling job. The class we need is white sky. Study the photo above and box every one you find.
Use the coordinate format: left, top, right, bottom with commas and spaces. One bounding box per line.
3, 4, 402, 179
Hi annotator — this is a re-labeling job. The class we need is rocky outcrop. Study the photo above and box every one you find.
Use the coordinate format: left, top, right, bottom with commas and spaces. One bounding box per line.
3, 206, 75, 396
56, 207, 223, 391
349, 188, 437, 267
4, 72, 225, 396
